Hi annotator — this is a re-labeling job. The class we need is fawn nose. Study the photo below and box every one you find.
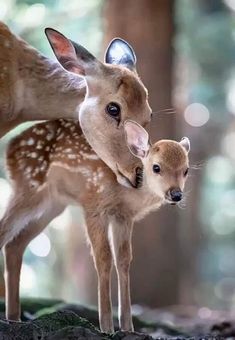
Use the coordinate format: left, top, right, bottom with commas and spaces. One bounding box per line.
170, 188, 182, 202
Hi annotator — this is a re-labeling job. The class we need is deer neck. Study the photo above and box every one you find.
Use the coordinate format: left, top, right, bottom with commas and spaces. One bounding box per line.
18, 39, 86, 121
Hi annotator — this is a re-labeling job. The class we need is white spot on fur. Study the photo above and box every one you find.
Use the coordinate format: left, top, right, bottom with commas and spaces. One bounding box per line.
64, 148, 72, 153
80, 151, 99, 160
97, 185, 104, 193
68, 154, 76, 159
46, 133, 54, 141
36, 144, 43, 150
25, 166, 32, 174
40, 161, 47, 171
27, 138, 35, 146
20, 140, 26, 146
30, 152, 37, 158
57, 133, 64, 140
34, 128, 45, 136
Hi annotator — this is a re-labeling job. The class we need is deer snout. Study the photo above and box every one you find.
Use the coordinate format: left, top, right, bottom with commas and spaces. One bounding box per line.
168, 188, 182, 202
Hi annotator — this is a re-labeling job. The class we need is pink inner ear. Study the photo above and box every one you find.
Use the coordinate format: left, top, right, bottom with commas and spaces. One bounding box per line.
47, 30, 75, 57
126, 123, 148, 148
125, 121, 149, 158
46, 29, 85, 75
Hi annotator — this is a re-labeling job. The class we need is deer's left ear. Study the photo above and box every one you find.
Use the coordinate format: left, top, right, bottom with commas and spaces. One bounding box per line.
45, 28, 101, 76
124, 120, 150, 159
105, 38, 136, 71
180, 137, 190, 153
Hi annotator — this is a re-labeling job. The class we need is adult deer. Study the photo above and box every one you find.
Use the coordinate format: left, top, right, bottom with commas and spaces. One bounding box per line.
1, 118, 190, 332
0, 22, 151, 186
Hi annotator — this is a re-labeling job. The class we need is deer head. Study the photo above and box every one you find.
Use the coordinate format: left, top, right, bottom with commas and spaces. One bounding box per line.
45, 29, 152, 187
124, 120, 190, 203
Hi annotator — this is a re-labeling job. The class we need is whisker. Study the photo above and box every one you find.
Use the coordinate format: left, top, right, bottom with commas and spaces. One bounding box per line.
152, 107, 177, 115
178, 200, 187, 209
183, 189, 192, 196
190, 161, 205, 171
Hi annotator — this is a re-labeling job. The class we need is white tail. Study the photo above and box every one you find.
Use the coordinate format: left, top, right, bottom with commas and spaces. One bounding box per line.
1, 119, 190, 332
0, 23, 151, 186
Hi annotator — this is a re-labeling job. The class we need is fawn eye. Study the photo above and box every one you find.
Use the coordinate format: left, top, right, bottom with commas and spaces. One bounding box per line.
106, 102, 121, 121
153, 164, 161, 173
184, 168, 189, 176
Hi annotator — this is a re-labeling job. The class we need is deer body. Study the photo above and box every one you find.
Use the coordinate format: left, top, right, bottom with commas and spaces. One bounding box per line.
1, 119, 190, 332
0, 23, 151, 187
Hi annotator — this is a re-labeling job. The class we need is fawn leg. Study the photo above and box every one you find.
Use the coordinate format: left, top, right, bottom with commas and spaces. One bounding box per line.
86, 215, 114, 333
109, 218, 133, 331
3, 204, 64, 320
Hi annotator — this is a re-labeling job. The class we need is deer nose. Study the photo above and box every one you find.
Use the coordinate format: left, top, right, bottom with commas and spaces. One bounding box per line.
170, 188, 182, 202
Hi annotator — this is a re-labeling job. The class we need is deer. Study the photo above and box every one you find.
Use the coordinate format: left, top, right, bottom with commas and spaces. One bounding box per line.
0, 118, 190, 333
0, 22, 151, 187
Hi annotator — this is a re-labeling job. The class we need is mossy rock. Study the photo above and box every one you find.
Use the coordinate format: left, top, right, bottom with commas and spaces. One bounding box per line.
0, 297, 64, 320
0, 310, 160, 339
0, 298, 189, 338
34, 303, 185, 336
0, 310, 107, 339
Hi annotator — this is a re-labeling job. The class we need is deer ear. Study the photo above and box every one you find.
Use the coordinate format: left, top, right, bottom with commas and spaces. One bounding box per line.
45, 28, 100, 76
124, 120, 150, 159
180, 137, 190, 153
105, 38, 136, 71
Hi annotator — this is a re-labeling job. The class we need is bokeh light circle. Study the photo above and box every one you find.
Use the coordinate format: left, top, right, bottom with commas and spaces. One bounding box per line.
29, 232, 51, 257
184, 103, 210, 127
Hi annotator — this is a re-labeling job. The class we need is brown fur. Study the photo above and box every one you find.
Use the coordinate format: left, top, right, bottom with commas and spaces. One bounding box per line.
152, 140, 188, 170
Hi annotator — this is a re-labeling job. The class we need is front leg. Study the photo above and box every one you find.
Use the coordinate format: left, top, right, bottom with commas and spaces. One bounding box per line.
109, 217, 134, 331
85, 215, 114, 333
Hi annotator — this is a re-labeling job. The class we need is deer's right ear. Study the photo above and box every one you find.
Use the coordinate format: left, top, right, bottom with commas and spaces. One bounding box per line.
124, 120, 150, 159
105, 38, 136, 71
45, 28, 99, 76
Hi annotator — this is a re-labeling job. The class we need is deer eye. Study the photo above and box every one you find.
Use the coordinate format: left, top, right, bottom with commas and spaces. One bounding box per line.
153, 164, 161, 173
106, 102, 121, 121
184, 168, 189, 176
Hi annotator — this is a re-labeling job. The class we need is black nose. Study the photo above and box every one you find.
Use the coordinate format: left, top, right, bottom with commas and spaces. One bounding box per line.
170, 188, 182, 202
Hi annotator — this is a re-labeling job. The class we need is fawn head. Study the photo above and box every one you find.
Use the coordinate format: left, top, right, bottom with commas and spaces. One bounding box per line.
45, 29, 151, 187
124, 121, 190, 204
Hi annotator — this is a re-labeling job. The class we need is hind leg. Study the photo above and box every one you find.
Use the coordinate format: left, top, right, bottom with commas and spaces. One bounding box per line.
0, 190, 47, 249
3, 203, 64, 320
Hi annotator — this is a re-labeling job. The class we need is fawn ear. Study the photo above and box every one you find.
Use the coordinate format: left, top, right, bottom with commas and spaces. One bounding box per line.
124, 120, 150, 159
105, 38, 136, 71
180, 137, 190, 153
45, 28, 100, 76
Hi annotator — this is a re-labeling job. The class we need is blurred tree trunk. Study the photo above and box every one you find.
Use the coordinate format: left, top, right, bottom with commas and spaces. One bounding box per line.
103, 0, 182, 307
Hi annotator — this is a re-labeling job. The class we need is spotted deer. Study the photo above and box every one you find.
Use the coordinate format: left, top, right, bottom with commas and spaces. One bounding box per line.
0, 22, 151, 187
0, 118, 190, 332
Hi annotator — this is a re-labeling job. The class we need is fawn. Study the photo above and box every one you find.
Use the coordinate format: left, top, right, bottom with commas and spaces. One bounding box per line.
0, 23, 151, 186
0, 118, 190, 332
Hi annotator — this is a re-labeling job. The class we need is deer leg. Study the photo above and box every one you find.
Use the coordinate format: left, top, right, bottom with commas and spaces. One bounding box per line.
3, 203, 64, 320
109, 218, 133, 331
86, 215, 114, 333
